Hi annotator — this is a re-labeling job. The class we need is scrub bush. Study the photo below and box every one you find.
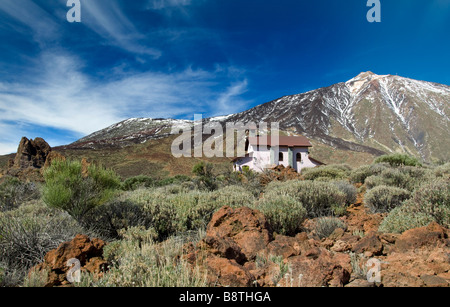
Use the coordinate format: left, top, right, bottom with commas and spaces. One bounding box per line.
374, 153, 422, 167
365, 185, 411, 213
255, 194, 306, 236
315, 217, 347, 239
264, 180, 347, 217
42, 160, 121, 222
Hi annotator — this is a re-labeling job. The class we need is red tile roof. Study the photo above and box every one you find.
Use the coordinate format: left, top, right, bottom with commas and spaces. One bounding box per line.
248, 136, 312, 147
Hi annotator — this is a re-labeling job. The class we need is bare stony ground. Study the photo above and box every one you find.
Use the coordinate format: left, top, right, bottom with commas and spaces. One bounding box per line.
184, 205, 449, 287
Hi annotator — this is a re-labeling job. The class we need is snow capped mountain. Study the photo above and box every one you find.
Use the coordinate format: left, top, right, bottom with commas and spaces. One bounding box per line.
227, 72, 450, 162
69, 116, 229, 149
68, 72, 449, 162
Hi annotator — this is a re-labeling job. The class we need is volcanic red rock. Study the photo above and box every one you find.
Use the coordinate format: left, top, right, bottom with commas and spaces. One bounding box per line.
205, 206, 273, 261
394, 222, 449, 252
205, 257, 255, 287
30, 234, 108, 287
352, 232, 384, 256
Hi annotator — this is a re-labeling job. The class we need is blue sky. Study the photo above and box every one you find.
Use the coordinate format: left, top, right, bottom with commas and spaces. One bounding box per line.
0, 0, 449, 154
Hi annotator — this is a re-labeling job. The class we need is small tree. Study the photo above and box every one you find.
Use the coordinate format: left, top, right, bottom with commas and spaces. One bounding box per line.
42, 160, 121, 222
192, 161, 217, 191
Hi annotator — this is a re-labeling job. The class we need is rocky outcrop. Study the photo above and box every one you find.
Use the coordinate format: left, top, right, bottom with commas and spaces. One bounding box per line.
195, 206, 272, 287
185, 205, 450, 287
43, 151, 66, 170
5, 137, 65, 181
188, 206, 352, 287
28, 206, 449, 287
12, 137, 51, 169
204, 206, 273, 261
30, 234, 108, 287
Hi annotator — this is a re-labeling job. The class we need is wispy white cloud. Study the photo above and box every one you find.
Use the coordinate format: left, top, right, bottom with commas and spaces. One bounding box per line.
0, 0, 59, 45
0, 51, 250, 154
214, 79, 249, 116
146, 0, 192, 10
0, 1, 252, 154
82, 0, 162, 58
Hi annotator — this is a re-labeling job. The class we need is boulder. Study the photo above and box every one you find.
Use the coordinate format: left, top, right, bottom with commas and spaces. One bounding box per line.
197, 206, 273, 286
205, 206, 273, 261
198, 236, 247, 264
6, 137, 63, 181
282, 249, 351, 287
345, 279, 377, 287
266, 235, 304, 259
205, 257, 255, 287
12, 137, 51, 169
394, 222, 449, 252
352, 232, 384, 257
376, 222, 450, 287
30, 234, 108, 287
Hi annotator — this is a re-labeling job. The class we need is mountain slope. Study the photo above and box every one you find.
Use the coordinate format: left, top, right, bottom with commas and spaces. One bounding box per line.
65, 72, 450, 164
227, 72, 450, 162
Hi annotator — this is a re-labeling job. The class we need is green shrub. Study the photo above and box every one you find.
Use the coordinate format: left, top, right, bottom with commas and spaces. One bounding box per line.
175, 186, 254, 232
381, 168, 413, 190
240, 169, 264, 197
125, 184, 255, 240
172, 192, 214, 232
365, 185, 411, 213
42, 160, 121, 222
206, 185, 254, 208
378, 179, 450, 233
378, 206, 435, 234
158, 183, 195, 194
126, 189, 178, 240
155, 175, 191, 187
315, 217, 347, 239
126, 189, 206, 239
255, 194, 306, 236
331, 181, 357, 205
23, 267, 50, 287
122, 175, 155, 191
0, 177, 41, 212
123, 175, 192, 191
0, 266, 4, 285
364, 167, 422, 192
81, 200, 153, 240
350, 163, 390, 184
118, 226, 158, 246
0, 201, 82, 286
82, 234, 208, 287
192, 162, 217, 191
405, 179, 450, 228
374, 153, 422, 167
301, 165, 349, 181
264, 180, 347, 217
432, 163, 450, 180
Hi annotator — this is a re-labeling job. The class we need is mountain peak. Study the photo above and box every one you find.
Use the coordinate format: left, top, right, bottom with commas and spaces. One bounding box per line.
356, 71, 376, 78
349, 71, 386, 82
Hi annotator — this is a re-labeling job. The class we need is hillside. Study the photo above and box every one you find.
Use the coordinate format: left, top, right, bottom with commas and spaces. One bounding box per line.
2, 72, 448, 177
56, 72, 449, 170
227, 72, 449, 163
